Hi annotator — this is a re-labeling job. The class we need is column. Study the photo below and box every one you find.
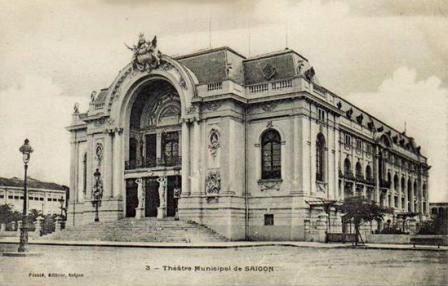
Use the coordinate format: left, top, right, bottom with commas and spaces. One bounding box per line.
419, 179, 424, 216
191, 120, 201, 194
86, 134, 95, 201
69, 136, 78, 205
404, 180, 409, 212
104, 132, 113, 198
374, 150, 380, 204
112, 130, 123, 198
293, 116, 300, 193
156, 131, 162, 163
181, 121, 190, 196
397, 174, 402, 210
43, 193, 48, 215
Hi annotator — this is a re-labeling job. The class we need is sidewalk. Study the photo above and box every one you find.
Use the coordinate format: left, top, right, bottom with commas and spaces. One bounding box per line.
0, 237, 446, 251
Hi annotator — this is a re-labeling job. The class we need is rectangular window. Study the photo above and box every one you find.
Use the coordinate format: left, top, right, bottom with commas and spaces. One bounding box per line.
162, 131, 180, 166
318, 108, 326, 122
145, 133, 157, 167
366, 143, 372, 154
8, 195, 13, 199
264, 214, 274, 226
356, 139, 362, 150
0, 194, 4, 199
344, 134, 351, 146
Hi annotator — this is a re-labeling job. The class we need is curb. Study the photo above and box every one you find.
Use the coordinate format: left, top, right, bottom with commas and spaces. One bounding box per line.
0, 240, 446, 251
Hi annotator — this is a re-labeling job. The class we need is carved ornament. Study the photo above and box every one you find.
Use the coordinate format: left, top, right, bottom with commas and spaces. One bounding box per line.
206, 171, 221, 195
208, 128, 221, 157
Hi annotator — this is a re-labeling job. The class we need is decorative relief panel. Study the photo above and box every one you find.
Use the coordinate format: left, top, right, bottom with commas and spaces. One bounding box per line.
261, 102, 278, 112
95, 142, 104, 166
258, 179, 282, 192
206, 171, 221, 196
204, 102, 221, 112
208, 128, 221, 158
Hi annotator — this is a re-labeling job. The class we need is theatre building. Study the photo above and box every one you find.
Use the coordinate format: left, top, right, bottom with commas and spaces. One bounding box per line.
67, 35, 430, 240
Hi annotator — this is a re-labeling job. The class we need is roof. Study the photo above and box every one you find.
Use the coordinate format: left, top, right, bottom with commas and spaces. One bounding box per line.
0, 177, 68, 191
173, 46, 246, 60
244, 48, 308, 62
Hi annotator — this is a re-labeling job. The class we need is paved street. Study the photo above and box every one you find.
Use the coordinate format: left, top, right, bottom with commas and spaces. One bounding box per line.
0, 244, 446, 286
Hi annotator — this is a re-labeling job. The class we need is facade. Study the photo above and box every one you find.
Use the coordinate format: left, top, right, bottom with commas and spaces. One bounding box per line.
0, 177, 67, 215
67, 35, 430, 240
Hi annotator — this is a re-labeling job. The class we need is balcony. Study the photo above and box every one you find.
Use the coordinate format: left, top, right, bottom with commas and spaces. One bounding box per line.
125, 156, 182, 170
340, 170, 355, 181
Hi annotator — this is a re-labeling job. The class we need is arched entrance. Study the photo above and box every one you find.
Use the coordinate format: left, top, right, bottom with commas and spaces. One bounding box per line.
124, 79, 182, 218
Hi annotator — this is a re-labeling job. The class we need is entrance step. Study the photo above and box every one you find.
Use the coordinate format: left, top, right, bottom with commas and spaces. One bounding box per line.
42, 218, 228, 243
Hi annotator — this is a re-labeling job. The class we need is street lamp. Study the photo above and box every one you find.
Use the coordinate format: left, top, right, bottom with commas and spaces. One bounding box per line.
91, 168, 103, 222
18, 139, 33, 253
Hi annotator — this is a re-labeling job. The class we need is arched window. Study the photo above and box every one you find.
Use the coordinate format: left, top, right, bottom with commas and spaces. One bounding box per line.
261, 129, 281, 179
344, 158, 351, 176
129, 138, 138, 162
401, 177, 406, 193
355, 162, 362, 178
316, 134, 326, 182
365, 165, 372, 181
394, 174, 399, 190
413, 181, 418, 197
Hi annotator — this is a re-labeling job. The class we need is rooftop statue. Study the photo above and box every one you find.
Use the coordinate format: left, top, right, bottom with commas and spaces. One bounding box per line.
125, 33, 161, 72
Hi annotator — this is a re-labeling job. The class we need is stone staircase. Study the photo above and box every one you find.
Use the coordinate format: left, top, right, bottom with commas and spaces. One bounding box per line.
42, 218, 228, 243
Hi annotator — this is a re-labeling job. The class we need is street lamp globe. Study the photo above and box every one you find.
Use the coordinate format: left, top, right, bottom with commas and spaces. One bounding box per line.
19, 139, 33, 164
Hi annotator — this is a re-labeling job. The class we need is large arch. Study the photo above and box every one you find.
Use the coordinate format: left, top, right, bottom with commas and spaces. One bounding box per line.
106, 55, 198, 128
100, 56, 198, 216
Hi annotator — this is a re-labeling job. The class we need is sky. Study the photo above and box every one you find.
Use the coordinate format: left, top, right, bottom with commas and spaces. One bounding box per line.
0, 0, 446, 201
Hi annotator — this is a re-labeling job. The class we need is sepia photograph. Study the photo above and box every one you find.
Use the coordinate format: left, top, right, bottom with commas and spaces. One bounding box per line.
0, 1, 447, 285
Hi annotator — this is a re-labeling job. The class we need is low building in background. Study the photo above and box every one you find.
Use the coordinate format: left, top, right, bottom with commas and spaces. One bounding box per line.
430, 202, 448, 235
0, 177, 68, 216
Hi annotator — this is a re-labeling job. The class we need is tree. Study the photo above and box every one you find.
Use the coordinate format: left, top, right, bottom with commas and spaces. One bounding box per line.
338, 196, 392, 246
28, 209, 42, 223
0, 204, 14, 224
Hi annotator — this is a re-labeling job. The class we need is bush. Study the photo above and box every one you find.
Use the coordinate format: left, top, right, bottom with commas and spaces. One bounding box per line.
417, 220, 437, 235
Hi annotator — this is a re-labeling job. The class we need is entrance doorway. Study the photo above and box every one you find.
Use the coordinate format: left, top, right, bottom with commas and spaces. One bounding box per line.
125, 179, 138, 217
166, 176, 180, 217
144, 178, 159, 217
125, 175, 181, 218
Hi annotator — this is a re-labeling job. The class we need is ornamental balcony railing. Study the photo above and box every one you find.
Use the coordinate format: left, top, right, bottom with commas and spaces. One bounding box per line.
125, 156, 182, 170
340, 170, 356, 181
365, 177, 375, 185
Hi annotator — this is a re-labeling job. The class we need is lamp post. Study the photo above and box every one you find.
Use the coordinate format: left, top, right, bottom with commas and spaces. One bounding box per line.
91, 168, 103, 222
18, 139, 33, 253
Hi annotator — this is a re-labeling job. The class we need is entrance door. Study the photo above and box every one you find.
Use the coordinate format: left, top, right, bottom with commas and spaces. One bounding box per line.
125, 179, 138, 217
166, 176, 180, 217
145, 178, 159, 217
